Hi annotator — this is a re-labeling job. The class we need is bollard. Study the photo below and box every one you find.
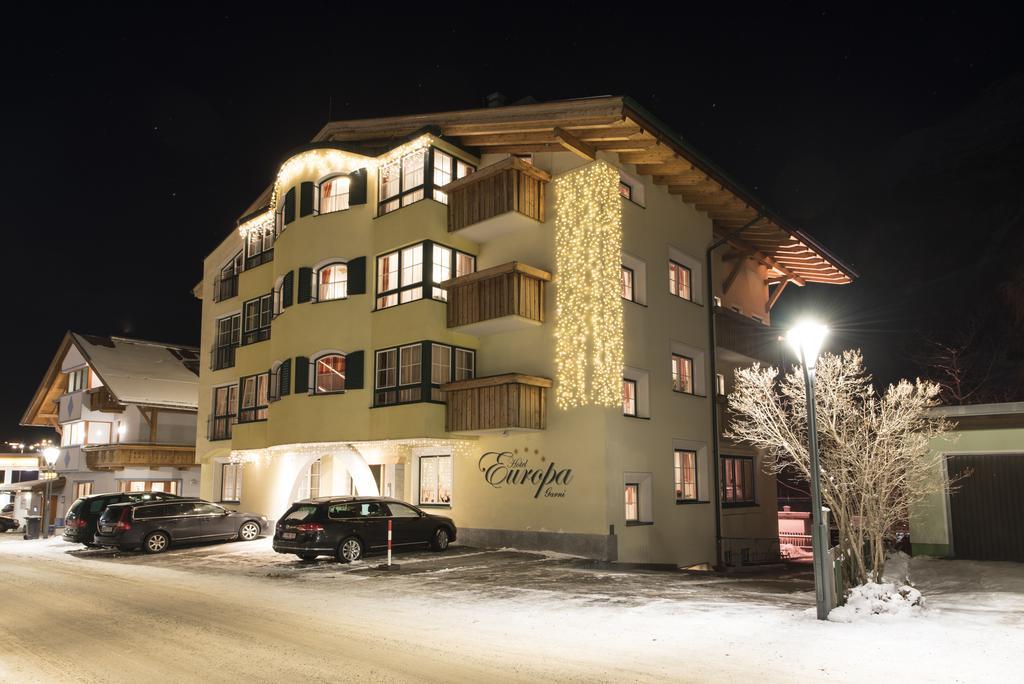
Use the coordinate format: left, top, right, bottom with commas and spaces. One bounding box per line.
376, 518, 401, 571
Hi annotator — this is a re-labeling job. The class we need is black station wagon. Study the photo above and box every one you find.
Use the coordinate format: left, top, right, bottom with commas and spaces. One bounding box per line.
94, 499, 269, 553
63, 491, 185, 546
273, 497, 457, 562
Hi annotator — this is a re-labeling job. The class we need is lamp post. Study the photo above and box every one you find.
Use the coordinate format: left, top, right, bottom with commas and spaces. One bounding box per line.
40, 446, 60, 540
786, 320, 830, 621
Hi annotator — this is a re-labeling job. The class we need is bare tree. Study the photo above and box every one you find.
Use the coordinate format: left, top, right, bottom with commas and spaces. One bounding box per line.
725, 350, 955, 587
916, 325, 1000, 405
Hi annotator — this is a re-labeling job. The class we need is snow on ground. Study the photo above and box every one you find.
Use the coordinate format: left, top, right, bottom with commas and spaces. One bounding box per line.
1, 533, 1022, 682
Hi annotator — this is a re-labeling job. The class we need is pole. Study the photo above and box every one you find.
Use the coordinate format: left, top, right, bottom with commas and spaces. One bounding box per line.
387, 518, 392, 567
41, 478, 50, 540
801, 360, 830, 620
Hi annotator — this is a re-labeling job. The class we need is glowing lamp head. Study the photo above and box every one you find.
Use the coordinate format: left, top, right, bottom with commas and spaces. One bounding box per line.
786, 320, 829, 370
42, 446, 60, 467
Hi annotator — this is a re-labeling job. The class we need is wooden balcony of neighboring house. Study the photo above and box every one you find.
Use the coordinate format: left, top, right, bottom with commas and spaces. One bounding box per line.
86, 386, 124, 413
441, 261, 551, 335
443, 156, 550, 241
83, 443, 196, 471
714, 305, 782, 364
442, 374, 553, 434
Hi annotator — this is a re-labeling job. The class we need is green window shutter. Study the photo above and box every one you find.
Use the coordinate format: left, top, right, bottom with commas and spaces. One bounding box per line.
348, 168, 367, 205
279, 359, 291, 396
347, 257, 366, 295
294, 356, 309, 394
297, 267, 313, 303
345, 351, 364, 390
283, 187, 296, 225
300, 182, 315, 217
282, 271, 294, 308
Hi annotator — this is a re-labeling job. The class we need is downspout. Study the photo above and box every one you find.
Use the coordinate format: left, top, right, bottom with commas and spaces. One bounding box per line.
706, 214, 763, 570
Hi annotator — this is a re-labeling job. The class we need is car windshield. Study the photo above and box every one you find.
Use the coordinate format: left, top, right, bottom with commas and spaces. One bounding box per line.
283, 505, 318, 522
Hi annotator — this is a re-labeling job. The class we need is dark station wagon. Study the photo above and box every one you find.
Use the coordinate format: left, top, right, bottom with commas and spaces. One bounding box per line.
94, 499, 269, 553
273, 497, 457, 562
63, 491, 185, 546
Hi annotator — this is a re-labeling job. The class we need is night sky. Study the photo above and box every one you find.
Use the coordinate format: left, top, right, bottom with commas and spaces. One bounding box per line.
4, 4, 1022, 444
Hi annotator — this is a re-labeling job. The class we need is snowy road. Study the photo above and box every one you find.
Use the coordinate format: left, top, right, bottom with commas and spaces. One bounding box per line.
0, 535, 1021, 683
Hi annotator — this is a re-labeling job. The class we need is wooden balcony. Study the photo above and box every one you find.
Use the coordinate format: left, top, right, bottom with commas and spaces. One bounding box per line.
84, 444, 196, 471
444, 157, 550, 241
442, 374, 552, 434
714, 306, 780, 364
86, 386, 124, 413
442, 261, 551, 335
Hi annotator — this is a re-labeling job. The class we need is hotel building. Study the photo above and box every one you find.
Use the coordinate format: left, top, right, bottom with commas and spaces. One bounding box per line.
194, 96, 854, 567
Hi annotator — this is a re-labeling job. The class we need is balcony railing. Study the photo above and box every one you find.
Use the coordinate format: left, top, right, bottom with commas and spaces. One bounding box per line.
443, 157, 550, 241
442, 373, 552, 434
213, 274, 239, 302
442, 261, 551, 335
211, 345, 237, 371
83, 444, 196, 471
714, 306, 780, 363
86, 386, 124, 413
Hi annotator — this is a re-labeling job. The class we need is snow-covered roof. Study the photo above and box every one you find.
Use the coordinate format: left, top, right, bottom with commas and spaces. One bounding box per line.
72, 334, 200, 410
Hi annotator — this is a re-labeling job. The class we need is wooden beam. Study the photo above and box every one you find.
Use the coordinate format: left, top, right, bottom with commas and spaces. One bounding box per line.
618, 150, 677, 165
149, 409, 159, 443
766, 279, 790, 311
727, 238, 806, 286
722, 255, 748, 294
553, 127, 596, 160
652, 172, 706, 185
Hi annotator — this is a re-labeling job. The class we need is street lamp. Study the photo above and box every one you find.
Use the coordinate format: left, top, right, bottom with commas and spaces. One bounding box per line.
40, 446, 60, 540
786, 320, 830, 621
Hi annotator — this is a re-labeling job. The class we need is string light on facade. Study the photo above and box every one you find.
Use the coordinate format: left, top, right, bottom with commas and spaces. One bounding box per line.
552, 160, 624, 409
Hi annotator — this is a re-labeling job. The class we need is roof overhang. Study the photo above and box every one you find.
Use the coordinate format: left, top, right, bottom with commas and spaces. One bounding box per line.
311, 95, 856, 286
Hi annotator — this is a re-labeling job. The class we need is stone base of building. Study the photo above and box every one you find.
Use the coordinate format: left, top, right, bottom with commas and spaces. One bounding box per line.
457, 527, 617, 561
911, 542, 951, 558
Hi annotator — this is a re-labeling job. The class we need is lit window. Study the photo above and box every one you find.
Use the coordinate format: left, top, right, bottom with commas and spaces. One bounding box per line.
67, 367, 88, 393
210, 385, 238, 440
624, 483, 639, 521
674, 449, 698, 501
320, 176, 350, 214
61, 421, 85, 446
298, 459, 321, 501
221, 462, 243, 502
722, 456, 755, 504
456, 252, 475, 277
621, 265, 634, 302
74, 482, 93, 499
375, 342, 473, 406
245, 226, 274, 269
433, 151, 452, 203
622, 378, 637, 416
419, 455, 453, 505
433, 245, 451, 300
669, 260, 692, 301
376, 251, 400, 308
375, 349, 397, 394
238, 373, 269, 422
318, 263, 348, 301
242, 294, 273, 345
377, 242, 473, 308
619, 180, 632, 200
314, 354, 346, 394
399, 345, 421, 402
455, 349, 475, 381
671, 354, 694, 394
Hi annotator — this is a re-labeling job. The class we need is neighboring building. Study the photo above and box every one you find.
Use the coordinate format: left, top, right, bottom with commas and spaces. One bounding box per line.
0, 453, 41, 530
20, 333, 202, 524
910, 402, 1024, 562
194, 96, 854, 566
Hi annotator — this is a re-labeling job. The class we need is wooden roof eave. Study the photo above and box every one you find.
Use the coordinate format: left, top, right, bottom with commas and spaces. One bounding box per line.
20, 332, 75, 427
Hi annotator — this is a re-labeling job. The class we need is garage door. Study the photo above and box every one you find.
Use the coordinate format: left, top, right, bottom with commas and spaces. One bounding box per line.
948, 453, 1024, 562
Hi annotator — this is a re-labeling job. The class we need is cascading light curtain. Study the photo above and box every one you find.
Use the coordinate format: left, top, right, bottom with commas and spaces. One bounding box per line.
553, 160, 624, 409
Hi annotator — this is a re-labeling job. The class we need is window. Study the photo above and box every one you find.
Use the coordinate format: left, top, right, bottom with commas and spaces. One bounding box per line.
722, 456, 755, 505
619, 170, 646, 206
671, 354, 694, 394
621, 265, 635, 302
624, 483, 639, 522
674, 449, 698, 501
60, 421, 108, 446
269, 360, 291, 402
242, 294, 273, 345
320, 175, 350, 214
374, 342, 474, 406
298, 459, 321, 500
317, 263, 348, 302
221, 463, 242, 502
376, 242, 474, 309
213, 314, 241, 370
67, 367, 88, 393
388, 502, 422, 517
379, 147, 475, 214
61, 421, 85, 446
210, 385, 238, 440
215, 253, 242, 301
74, 481, 93, 499
245, 225, 274, 269
314, 354, 346, 394
669, 260, 692, 301
238, 373, 269, 423
619, 180, 632, 200
622, 378, 637, 416
118, 480, 180, 495
419, 455, 452, 505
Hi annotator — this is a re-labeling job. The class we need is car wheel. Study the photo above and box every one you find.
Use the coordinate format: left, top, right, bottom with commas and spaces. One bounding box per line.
143, 531, 170, 554
431, 527, 450, 551
337, 537, 363, 563
297, 553, 318, 562
238, 521, 261, 542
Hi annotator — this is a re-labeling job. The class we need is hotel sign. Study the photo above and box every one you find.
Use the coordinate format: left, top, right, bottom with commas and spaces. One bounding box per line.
478, 451, 573, 499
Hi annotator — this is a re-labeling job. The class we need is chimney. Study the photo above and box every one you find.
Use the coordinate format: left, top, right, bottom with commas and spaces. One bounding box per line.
485, 92, 507, 108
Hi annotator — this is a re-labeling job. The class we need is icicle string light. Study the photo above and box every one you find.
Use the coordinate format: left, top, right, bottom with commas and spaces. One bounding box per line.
239, 134, 435, 237
553, 160, 624, 409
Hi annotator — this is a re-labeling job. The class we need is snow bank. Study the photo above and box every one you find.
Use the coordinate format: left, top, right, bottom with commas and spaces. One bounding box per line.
829, 581, 925, 622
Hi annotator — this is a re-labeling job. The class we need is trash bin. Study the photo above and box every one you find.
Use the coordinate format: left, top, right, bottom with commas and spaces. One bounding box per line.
24, 515, 41, 540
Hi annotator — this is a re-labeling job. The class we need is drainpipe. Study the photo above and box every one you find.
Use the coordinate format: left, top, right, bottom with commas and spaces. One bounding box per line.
706, 213, 763, 570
